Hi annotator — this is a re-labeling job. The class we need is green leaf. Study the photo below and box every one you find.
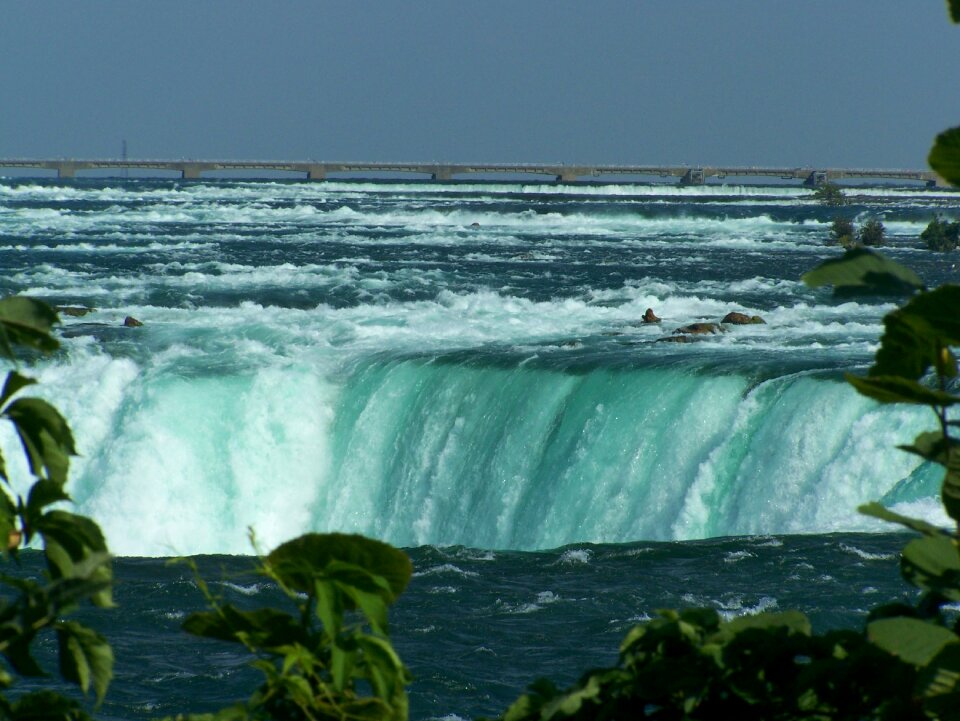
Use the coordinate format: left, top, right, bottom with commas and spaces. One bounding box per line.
9, 690, 92, 721
930, 126, 960, 187
901, 535, 960, 599
0, 489, 18, 555
951, 0, 960, 23
0, 568, 106, 604
899, 431, 954, 465
722, 610, 811, 637
267, 533, 412, 602
278, 671, 319, 709
2, 637, 45, 679
338, 580, 389, 635
845, 374, 959, 406
503, 692, 548, 721
918, 642, 960, 703
860, 502, 949, 536
0, 570, 112, 686
5, 397, 77, 487
182, 605, 305, 648
904, 438, 960, 529
319, 560, 396, 632
313, 578, 343, 637
801, 247, 924, 294
870, 312, 939, 382
56, 620, 114, 704
942, 446, 960, 526
34, 511, 112, 607
868, 617, 959, 666
868, 286, 960, 381
324, 560, 396, 604
0, 297, 59, 361
158, 706, 250, 721
941, 347, 959, 379
897, 285, 960, 349
355, 634, 411, 710
25, 479, 71, 531
0, 372, 36, 409
678, 607, 722, 631
330, 640, 353, 692
541, 673, 603, 718
0, 372, 40, 486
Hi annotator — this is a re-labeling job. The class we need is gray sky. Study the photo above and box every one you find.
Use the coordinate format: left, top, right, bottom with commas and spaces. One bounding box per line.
2, 2, 958, 169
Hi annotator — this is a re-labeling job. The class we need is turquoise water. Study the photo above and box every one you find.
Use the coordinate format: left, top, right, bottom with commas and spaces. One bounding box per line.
0, 177, 958, 717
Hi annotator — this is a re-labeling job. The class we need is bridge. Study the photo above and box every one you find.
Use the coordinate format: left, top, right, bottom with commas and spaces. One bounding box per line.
0, 158, 946, 187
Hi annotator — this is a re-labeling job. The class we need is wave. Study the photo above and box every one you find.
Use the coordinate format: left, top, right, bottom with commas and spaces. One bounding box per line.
26, 286, 887, 372
0, 178, 811, 201
3, 181, 951, 254
5, 177, 956, 202
0, 202, 813, 236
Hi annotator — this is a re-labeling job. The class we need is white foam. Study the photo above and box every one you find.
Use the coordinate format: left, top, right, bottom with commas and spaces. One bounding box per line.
412, 564, 479, 579
723, 550, 755, 563
499, 590, 561, 614
217, 581, 265, 596
55, 357, 340, 556
719, 596, 779, 620
556, 549, 593, 565
838, 543, 896, 561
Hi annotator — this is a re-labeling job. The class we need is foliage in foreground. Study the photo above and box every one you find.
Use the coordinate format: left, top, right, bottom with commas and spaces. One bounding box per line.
0, 298, 113, 721
167, 532, 413, 721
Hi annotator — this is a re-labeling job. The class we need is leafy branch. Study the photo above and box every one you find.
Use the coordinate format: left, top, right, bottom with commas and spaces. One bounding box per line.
0, 297, 115, 719
167, 532, 413, 721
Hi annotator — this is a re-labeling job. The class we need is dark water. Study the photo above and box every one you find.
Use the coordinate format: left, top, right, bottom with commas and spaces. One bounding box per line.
14, 533, 912, 720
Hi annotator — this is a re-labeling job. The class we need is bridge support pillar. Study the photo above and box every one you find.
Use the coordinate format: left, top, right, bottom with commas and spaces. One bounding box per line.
181, 165, 202, 180
431, 166, 453, 181
307, 165, 326, 181
57, 164, 76, 179
804, 171, 828, 187
680, 168, 704, 185
555, 172, 579, 183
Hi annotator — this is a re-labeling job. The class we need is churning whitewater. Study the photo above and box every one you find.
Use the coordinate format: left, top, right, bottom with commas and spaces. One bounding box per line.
1, 178, 957, 556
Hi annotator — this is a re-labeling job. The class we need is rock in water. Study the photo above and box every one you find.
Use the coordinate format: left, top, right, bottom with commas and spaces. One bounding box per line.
657, 334, 694, 343
123, 316, 143, 327
642, 308, 661, 323
721, 311, 766, 325
57, 305, 97, 317
673, 322, 722, 335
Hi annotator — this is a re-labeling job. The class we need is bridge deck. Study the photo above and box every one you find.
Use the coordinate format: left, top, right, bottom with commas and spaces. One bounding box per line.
0, 159, 945, 186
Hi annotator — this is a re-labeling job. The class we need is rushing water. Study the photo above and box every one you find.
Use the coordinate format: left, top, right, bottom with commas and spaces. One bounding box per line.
0, 177, 958, 718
